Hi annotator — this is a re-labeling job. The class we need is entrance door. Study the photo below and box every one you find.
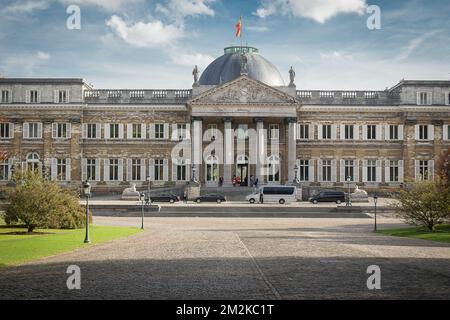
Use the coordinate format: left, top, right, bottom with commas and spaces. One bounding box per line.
236, 154, 249, 186
205, 155, 219, 186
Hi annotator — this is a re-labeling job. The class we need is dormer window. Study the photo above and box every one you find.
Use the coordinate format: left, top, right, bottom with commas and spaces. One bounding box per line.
417, 92, 432, 105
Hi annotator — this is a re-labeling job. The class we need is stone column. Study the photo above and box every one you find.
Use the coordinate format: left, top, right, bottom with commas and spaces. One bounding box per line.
255, 118, 265, 184
223, 118, 234, 185
286, 117, 297, 183
191, 117, 203, 183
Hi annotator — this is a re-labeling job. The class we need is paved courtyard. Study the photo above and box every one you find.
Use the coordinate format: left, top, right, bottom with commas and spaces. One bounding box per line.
1, 216, 450, 299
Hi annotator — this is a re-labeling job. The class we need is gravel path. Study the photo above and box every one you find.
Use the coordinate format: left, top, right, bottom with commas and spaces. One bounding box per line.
1, 216, 449, 299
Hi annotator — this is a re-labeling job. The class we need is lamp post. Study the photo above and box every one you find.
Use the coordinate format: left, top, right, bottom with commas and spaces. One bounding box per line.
140, 192, 145, 230
373, 193, 378, 232
146, 175, 151, 205
192, 164, 197, 183
346, 176, 352, 207
293, 164, 299, 184
82, 180, 91, 243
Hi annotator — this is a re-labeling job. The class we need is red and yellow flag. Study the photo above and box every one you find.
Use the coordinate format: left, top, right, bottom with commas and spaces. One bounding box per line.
235, 16, 242, 38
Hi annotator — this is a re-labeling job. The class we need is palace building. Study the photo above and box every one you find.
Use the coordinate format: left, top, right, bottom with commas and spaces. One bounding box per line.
0, 45, 449, 194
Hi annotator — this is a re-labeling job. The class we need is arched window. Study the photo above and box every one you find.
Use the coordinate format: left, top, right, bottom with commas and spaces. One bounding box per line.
267, 155, 280, 183
26, 152, 41, 172
205, 155, 219, 182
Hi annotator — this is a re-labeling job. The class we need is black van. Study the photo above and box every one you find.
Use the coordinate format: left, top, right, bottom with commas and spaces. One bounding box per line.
309, 191, 346, 204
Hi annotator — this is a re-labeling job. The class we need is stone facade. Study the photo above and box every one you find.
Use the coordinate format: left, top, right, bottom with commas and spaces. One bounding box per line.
1, 58, 450, 195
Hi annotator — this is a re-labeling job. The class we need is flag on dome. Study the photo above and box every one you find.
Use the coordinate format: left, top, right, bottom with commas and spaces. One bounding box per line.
235, 16, 242, 38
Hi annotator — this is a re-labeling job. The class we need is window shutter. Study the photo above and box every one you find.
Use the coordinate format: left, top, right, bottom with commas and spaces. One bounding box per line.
398, 125, 404, 141
8, 123, 14, 138
376, 160, 382, 182
172, 161, 177, 181
398, 160, 404, 183
96, 123, 102, 139
376, 125, 382, 140
104, 159, 110, 181
66, 158, 71, 181
308, 159, 315, 182
427, 92, 432, 105
54, 90, 58, 103
118, 124, 124, 139
7, 158, 13, 180
362, 160, 368, 182
384, 160, 390, 183
171, 124, 178, 141
81, 158, 87, 181
340, 159, 345, 182
443, 125, 449, 140
428, 125, 434, 140
163, 123, 169, 140
141, 124, 146, 139
429, 160, 434, 180
149, 124, 155, 140
296, 124, 301, 140
384, 125, 390, 141
25, 90, 30, 103
118, 159, 124, 181
416, 92, 420, 105
185, 123, 191, 140
82, 123, 87, 139
95, 159, 101, 181
37, 91, 41, 103
66, 90, 70, 103
66, 123, 71, 139
308, 124, 314, 140
317, 125, 323, 140
362, 125, 368, 140
331, 125, 337, 140
23, 122, 29, 138
331, 160, 337, 182
354, 160, 360, 183
52, 123, 57, 138
127, 124, 133, 139
354, 125, 360, 140
148, 159, 155, 181
37, 123, 43, 138
317, 159, 323, 182
140, 159, 146, 181
414, 125, 420, 140
340, 125, 345, 140
414, 160, 420, 181
163, 159, 169, 181
126, 159, 132, 181
51, 158, 57, 181
104, 123, 110, 139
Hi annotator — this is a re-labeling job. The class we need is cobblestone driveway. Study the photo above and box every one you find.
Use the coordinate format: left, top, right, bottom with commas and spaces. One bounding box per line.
1, 217, 450, 299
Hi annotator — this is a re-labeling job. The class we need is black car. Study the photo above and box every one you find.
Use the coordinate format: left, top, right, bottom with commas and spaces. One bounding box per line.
193, 193, 226, 203
309, 191, 346, 204
150, 193, 180, 203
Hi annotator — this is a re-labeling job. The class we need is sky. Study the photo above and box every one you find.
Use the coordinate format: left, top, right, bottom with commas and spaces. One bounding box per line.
0, 0, 449, 90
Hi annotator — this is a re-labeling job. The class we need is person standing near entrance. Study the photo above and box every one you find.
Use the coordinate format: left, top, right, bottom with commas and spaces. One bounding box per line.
236, 175, 241, 186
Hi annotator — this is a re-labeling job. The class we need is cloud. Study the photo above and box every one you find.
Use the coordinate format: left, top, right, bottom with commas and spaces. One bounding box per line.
255, 0, 367, 23
319, 51, 353, 60
0, 0, 52, 15
395, 30, 440, 61
246, 25, 269, 32
0, 51, 51, 76
59, 0, 143, 11
169, 52, 214, 68
37, 51, 51, 60
156, 0, 215, 22
106, 15, 185, 48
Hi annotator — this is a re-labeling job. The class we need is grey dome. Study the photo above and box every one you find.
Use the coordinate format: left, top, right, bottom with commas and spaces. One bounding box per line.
199, 46, 285, 86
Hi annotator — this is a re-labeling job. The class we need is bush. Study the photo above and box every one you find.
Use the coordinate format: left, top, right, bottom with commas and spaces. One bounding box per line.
5, 170, 86, 232
393, 176, 450, 231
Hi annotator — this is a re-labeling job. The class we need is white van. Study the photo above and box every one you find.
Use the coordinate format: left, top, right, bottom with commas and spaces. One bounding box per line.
245, 185, 297, 204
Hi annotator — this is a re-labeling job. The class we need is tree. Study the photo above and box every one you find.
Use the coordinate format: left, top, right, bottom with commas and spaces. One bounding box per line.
393, 176, 450, 231
436, 147, 450, 185
4, 170, 86, 232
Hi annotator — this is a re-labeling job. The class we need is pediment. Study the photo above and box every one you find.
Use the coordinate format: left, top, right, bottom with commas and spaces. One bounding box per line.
189, 76, 298, 105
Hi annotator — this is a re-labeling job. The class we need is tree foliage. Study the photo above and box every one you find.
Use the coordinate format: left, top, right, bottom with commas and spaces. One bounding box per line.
4, 170, 86, 232
394, 176, 450, 231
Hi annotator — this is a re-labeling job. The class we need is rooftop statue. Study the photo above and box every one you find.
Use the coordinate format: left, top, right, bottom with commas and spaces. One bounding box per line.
240, 54, 248, 75
289, 66, 296, 87
192, 65, 199, 87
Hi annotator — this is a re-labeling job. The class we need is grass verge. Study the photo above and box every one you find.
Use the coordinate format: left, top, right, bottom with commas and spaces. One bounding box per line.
377, 224, 450, 244
0, 223, 142, 267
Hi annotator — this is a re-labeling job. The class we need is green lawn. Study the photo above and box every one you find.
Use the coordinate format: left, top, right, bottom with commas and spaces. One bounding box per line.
377, 224, 450, 244
0, 223, 142, 267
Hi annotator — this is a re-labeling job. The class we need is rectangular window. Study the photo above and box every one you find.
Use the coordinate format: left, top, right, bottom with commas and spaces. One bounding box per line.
269, 124, 279, 140
56, 159, 67, 181
177, 124, 187, 140
0, 123, 10, 138
86, 159, 97, 181
447, 93, 450, 105
54, 123, 68, 138
418, 92, 429, 105
27, 123, 40, 138
419, 125, 428, 140
389, 125, 399, 140
207, 124, 218, 140
344, 160, 354, 181
237, 124, 248, 140
1, 90, 9, 103
110, 124, 119, 139
322, 125, 331, 139
87, 124, 97, 139
177, 164, 186, 181
132, 124, 142, 139
298, 124, 309, 140
132, 159, 142, 181
154, 159, 164, 181
367, 125, 376, 140
322, 160, 332, 182
419, 160, 429, 181
30, 90, 39, 103
155, 124, 164, 139
299, 160, 309, 182
389, 160, 399, 182
109, 159, 119, 181
345, 125, 354, 140
367, 160, 377, 182
58, 90, 68, 103
0, 160, 9, 180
